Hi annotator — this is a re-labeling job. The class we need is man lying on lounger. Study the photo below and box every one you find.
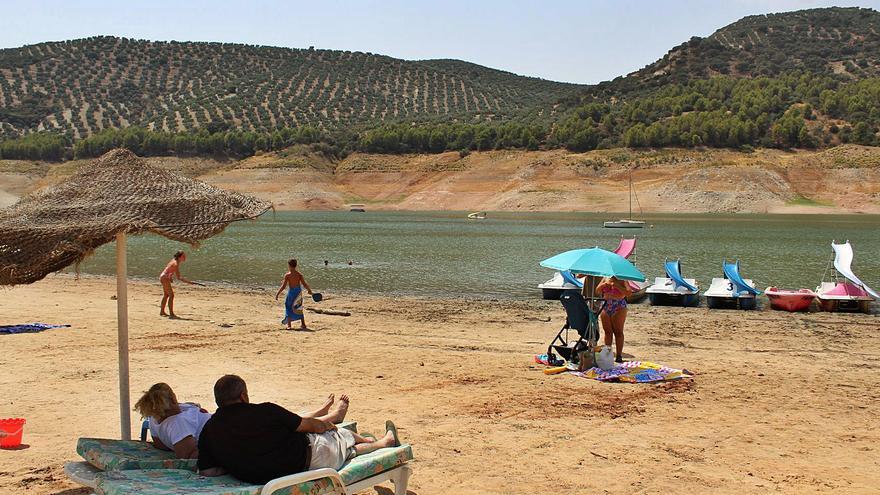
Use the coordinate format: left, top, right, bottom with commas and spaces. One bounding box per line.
198, 375, 400, 484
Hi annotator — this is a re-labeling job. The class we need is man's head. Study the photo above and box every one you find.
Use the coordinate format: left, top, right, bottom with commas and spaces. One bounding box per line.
214, 374, 249, 407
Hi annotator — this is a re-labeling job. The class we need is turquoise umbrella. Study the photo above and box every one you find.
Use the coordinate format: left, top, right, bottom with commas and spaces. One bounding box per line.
540, 247, 646, 282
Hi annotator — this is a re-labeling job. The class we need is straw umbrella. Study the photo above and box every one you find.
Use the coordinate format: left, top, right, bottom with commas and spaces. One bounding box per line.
0, 149, 271, 439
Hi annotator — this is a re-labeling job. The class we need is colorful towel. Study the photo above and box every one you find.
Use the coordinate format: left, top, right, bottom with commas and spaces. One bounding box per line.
282, 285, 304, 324
0, 323, 70, 335
573, 360, 692, 383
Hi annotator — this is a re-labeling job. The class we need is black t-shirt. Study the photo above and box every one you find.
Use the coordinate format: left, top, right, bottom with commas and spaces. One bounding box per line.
197, 402, 309, 484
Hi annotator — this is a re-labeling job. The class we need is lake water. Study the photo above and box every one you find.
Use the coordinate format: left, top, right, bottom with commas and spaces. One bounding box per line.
74, 211, 880, 300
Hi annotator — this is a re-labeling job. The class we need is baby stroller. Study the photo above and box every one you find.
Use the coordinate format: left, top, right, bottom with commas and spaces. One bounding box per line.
547, 289, 603, 365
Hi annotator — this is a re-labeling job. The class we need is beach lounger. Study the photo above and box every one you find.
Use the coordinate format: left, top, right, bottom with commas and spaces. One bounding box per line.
64, 421, 359, 490
81, 443, 414, 495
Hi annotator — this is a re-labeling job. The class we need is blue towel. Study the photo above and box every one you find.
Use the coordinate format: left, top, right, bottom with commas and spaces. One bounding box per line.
0, 323, 71, 335
282, 285, 304, 324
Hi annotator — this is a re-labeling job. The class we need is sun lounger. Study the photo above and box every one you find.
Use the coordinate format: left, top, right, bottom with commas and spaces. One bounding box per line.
64, 421, 359, 489
85, 443, 414, 495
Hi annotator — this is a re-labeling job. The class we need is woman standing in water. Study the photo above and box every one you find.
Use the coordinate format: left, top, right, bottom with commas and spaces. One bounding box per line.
597, 276, 632, 363
159, 251, 196, 318
276, 258, 314, 330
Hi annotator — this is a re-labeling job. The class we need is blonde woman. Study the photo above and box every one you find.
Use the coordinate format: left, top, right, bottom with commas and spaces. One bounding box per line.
134, 383, 210, 459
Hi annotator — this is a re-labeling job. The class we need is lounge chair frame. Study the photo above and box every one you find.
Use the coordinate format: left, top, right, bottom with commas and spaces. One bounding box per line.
64, 459, 412, 495
64, 419, 412, 495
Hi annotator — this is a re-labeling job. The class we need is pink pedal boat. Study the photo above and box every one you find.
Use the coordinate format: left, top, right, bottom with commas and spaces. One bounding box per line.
764, 287, 816, 312
815, 241, 878, 313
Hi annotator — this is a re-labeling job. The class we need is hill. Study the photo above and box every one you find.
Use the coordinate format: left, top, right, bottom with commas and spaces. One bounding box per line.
0, 36, 581, 139
597, 7, 880, 96
554, 8, 880, 152
1, 7, 880, 162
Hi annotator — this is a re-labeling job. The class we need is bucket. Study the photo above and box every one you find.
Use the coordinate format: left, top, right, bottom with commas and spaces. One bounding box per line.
0, 418, 26, 449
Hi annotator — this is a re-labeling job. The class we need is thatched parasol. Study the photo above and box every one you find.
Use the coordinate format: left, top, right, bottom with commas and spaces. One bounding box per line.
0, 148, 271, 439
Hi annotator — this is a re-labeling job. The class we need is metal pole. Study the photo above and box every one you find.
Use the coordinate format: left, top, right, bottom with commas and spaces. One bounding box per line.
116, 232, 131, 440
628, 170, 633, 220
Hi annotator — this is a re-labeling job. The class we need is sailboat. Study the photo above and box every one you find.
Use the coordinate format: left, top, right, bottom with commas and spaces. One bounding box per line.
603, 170, 645, 228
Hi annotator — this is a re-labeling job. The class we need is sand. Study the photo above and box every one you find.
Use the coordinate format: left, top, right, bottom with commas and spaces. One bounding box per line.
1, 275, 878, 494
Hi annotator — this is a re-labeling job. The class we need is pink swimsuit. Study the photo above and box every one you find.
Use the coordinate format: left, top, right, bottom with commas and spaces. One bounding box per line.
600, 284, 627, 315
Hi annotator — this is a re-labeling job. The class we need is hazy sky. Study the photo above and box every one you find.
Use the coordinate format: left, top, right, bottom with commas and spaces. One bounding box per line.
1, 0, 879, 84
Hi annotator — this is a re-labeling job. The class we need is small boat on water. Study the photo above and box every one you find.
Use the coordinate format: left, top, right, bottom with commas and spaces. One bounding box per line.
603, 219, 646, 229
604, 171, 645, 229
538, 270, 582, 300
764, 287, 816, 312
349, 204, 366, 212
467, 211, 487, 219
705, 260, 760, 310
647, 259, 700, 307
816, 241, 877, 313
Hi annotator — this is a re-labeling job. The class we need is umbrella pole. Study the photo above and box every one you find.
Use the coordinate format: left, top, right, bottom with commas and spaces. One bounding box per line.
116, 232, 131, 440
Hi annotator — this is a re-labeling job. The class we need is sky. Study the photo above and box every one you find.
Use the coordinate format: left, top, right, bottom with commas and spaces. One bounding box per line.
1, 0, 879, 84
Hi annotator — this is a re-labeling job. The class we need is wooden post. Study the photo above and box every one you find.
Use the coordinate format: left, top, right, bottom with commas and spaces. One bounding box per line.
116, 232, 131, 440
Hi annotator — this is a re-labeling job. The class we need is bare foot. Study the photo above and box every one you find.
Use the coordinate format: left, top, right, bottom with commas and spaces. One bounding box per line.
160, 312, 168, 317
374, 429, 396, 448
168, 314, 178, 320
326, 394, 349, 423
299, 325, 309, 331
314, 394, 334, 417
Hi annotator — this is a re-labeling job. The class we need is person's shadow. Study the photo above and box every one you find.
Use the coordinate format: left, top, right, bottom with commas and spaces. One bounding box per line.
0, 443, 29, 450
50, 488, 91, 495
374, 488, 418, 495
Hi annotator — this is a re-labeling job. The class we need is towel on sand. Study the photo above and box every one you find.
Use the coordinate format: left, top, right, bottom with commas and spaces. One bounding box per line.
573, 360, 692, 383
0, 323, 71, 335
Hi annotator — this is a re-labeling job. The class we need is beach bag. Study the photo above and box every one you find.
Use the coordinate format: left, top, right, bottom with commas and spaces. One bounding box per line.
577, 348, 597, 371
596, 346, 615, 370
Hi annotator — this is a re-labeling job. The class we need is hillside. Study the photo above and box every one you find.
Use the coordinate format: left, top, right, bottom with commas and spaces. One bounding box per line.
1, 7, 880, 161
0, 37, 581, 139
597, 7, 880, 95
3, 145, 878, 214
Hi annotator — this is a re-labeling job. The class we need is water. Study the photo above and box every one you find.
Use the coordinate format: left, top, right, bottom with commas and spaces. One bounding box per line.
73, 211, 880, 299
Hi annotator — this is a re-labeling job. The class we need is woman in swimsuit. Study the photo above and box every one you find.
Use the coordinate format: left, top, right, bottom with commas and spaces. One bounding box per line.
597, 276, 632, 363
160, 251, 195, 318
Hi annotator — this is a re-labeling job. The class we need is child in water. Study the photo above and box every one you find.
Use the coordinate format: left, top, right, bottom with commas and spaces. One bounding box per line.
275, 258, 314, 330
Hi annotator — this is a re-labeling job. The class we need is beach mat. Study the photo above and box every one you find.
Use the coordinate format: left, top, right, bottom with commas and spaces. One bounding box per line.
573, 360, 692, 383
0, 323, 71, 335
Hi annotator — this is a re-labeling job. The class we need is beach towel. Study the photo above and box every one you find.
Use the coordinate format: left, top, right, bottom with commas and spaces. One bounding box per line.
282, 285, 304, 324
573, 360, 691, 383
0, 323, 70, 335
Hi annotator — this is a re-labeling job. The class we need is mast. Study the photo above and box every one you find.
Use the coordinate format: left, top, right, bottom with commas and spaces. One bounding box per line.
628, 170, 633, 220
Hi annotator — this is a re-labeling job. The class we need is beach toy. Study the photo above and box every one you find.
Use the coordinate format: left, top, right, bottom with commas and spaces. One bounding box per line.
311, 292, 323, 302
543, 366, 569, 375
0, 418, 26, 449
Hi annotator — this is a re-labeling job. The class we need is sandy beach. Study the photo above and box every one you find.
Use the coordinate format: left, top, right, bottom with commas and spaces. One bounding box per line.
1, 275, 878, 494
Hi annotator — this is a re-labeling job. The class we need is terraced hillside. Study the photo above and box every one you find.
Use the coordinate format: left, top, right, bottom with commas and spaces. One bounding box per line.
598, 7, 880, 95
0, 37, 581, 138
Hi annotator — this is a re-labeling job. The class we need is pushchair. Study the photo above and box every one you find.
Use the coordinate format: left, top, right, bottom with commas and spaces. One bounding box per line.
546, 289, 604, 365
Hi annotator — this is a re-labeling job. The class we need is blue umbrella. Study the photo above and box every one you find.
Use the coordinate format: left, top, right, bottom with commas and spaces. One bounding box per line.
540, 247, 646, 282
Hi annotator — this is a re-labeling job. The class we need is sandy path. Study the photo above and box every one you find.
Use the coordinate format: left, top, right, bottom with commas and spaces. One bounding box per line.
0, 276, 878, 494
